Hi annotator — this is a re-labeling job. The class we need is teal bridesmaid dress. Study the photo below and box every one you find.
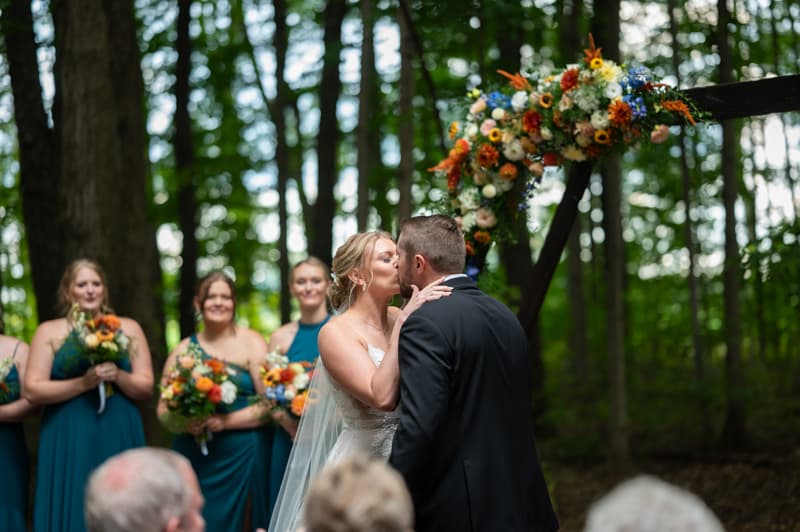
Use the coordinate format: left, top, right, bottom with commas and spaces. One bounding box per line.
33, 329, 146, 532
0, 358, 28, 532
267, 316, 328, 516
173, 336, 271, 532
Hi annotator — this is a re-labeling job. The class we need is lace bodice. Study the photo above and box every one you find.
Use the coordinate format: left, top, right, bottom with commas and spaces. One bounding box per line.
328, 344, 398, 459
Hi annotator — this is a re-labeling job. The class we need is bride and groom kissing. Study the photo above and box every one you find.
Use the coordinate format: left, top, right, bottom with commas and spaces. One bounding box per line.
270, 214, 559, 532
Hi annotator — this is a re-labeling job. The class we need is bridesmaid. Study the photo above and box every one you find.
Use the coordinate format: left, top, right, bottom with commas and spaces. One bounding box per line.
25, 259, 153, 532
265, 257, 331, 516
0, 332, 36, 532
157, 271, 271, 532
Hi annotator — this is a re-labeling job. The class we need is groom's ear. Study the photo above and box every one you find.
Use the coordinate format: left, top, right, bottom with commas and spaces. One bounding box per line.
414, 254, 426, 272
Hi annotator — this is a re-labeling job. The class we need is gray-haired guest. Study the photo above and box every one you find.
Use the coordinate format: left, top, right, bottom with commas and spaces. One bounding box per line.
85, 447, 205, 532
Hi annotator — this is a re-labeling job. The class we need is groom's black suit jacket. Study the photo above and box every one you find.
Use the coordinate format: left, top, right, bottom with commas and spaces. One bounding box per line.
389, 276, 558, 532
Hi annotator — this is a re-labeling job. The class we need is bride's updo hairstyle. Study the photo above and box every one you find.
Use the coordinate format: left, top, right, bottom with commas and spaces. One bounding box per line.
329, 230, 392, 311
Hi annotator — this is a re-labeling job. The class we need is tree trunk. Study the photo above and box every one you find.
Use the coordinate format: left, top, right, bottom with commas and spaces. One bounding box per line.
174, 0, 198, 338
309, 0, 346, 265
591, 1, 629, 466
396, 2, 414, 224
53, 0, 164, 437
356, 0, 378, 231
717, 0, 748, 449
2, 0, 62, 321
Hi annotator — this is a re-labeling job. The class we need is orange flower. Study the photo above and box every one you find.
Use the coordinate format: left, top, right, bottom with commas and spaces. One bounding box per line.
476, 143, 499, 168
583, 33, 603, 67
280, 368, 295, 383
206, 359, 225, 375
473, 230, 491, 244
608, 100, 632, 126
539, 93, 554, 109
171, 382, 184, 394
522, 110, 541, 133
465, 241, 475, 256
499, 163, 518, 181
448, 121, 459, 139
101, 314, 121, 331
447, 167, 461, 191
195, 377, 214, 393
661, 99, 696, 125
560, 68, 579, 92
496, 69, 530, 90
291, 394, 307, 417
95, 330, 115, 343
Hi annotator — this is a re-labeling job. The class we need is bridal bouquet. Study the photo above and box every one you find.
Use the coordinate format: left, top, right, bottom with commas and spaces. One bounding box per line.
0, 357, 17, 403
261, 348, 314, 419
430, 34, 704, 253
160, 342, 238, 455
68, 303, 131, 413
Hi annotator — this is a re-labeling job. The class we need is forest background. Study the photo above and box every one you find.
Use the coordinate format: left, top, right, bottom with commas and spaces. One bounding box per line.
1, 0, 798, 530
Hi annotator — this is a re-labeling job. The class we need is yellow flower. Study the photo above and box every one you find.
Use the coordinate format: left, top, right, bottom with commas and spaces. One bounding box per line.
539, 93, 554, 109
85, 334, 100, 349
448, 121, 459, 139
488, 128, 502, 143
594, 129, 612, 145
589, 57, 603, 69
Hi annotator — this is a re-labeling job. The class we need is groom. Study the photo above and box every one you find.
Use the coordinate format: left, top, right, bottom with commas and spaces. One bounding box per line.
390, 214, 559, 532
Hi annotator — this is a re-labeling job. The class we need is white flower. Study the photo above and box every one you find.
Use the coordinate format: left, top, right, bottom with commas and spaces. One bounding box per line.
464, 123, 479, 139
604, 82, 622, 100
559, 94, 573, 111
482, 184, 497, 199
461, 211, 477, 230
101, 341, 118, 352
561, 145, 587, 161
511, 91, 528, 111
117, 334, 129, 350
575, 134, 592, 147
503, 140, 525, 161
85, 334, 100, 349
591, 110, 610, 129
220, 380, 237, 404
540, 127, 553, 141
293, 372, 310, 390
491, 107, 506, 120
458, 189, 480, 211
283, 386, 296, 401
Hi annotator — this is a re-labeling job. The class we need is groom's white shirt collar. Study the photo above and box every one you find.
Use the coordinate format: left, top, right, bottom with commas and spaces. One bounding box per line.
443, 273, 468, 282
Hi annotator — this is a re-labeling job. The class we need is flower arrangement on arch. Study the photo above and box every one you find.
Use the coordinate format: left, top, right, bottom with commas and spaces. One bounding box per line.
68, 303, 132, 413
159, 341, 239, 454
430, 35, 704, 255
261, 348, 314, 419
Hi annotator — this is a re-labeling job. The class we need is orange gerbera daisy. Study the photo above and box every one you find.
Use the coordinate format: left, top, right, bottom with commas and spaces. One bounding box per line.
95, 330, 114, 343
101, 314, 121, 331
560, 68, 579, 92
608, 100, 632, 126
206, 359, 225, 375
499, 163, 518, 181
291, 394, 307, 416
476, 143, 499, 168
522, 109, 541, 133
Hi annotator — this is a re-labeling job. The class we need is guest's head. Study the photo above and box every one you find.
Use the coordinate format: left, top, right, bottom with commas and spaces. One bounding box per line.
85, 447, 205, 532
194, 271, 236, 326
397, 215, 465, 297
329, 231, 396, 311
58, 258, 110, 316
304, 455, 413, 532
290, 256, 331, 312
583, 475, 724, 532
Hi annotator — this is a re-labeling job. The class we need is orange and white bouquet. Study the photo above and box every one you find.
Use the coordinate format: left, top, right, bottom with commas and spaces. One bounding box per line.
69, 303, 132, 413
160, 342, 238, 454
261, 348, 314, 419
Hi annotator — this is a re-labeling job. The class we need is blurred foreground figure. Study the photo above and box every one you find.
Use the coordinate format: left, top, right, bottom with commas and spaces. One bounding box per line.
584, 475, 724, 532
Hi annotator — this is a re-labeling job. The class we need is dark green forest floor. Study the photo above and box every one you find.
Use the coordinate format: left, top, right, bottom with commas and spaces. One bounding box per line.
549, 451, 800, 531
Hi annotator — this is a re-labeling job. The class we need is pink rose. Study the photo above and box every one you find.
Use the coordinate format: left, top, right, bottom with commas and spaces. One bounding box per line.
651, 124, 670, 144
479, 119, 497, 137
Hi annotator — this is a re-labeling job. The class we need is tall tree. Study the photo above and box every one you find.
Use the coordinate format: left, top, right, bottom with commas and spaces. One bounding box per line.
174, 0, 199, 338
309, 0, 347, 265
356, 0, 379, 230
590, 0, 629, 466
1, 0, 62, 320
397, 1, 415, 223
717, 0, 748, 449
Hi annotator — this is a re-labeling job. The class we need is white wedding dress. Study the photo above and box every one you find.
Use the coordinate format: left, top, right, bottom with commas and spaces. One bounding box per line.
268, 345, 398, 532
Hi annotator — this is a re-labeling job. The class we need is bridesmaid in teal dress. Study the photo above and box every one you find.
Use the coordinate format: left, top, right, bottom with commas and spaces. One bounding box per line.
158, 271, 272, 532
0, 333, 37, 532
25, 259, 154, 532
265, 257, 331, 516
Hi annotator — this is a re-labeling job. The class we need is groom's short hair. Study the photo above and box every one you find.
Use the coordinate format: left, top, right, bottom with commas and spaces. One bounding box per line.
399, 214, 465, 274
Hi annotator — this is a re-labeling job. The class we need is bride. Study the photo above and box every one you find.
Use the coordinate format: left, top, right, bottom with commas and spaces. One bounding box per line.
268, 231, 451, 532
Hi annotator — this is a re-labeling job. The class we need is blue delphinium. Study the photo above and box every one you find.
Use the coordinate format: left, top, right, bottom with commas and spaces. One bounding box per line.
486, 91, 512, 110
623, 66, 652, 91
623, 95, 648, 120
